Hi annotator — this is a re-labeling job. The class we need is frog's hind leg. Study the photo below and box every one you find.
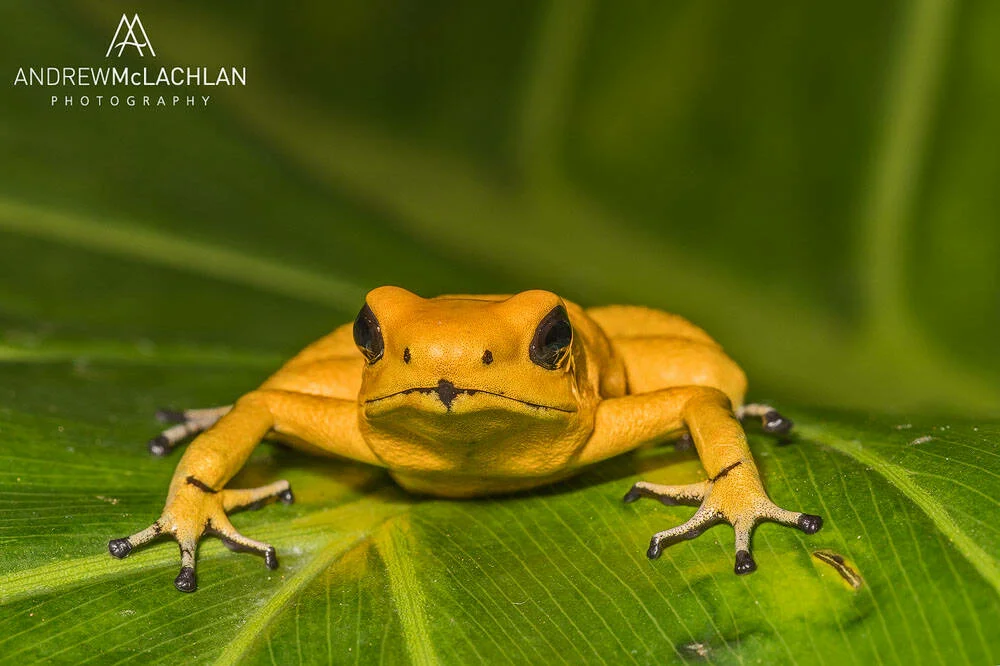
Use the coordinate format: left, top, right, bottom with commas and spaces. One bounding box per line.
148, 406, 231, 456
736, 403, 793, 435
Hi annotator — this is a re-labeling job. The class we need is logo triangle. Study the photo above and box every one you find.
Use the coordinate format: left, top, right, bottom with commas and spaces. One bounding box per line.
106, 14, 155, 58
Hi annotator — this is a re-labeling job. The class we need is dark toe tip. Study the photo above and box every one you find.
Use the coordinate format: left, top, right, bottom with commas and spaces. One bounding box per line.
156, 408, 185, 424
108, 538, 132, 559
623, 486, 642, 503
174, 566, 197, 593
798, 514, 823, 534
763, 410, 794, 435
278, 488, 295, 505
148, 435, 169, 457
265, 547, 279, 570
734, 550, 757, 575
646, 539, 662, 560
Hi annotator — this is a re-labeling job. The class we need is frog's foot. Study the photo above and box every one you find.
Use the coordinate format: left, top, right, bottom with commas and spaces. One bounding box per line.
627, 462, 822, 574
107, 479, 292, 592
148, 406, 231, 456
736, 403, 793, 435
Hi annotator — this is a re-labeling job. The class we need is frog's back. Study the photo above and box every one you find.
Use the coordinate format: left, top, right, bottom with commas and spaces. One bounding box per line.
586, 305, 747, 407
585, 305, 717, 344
260, 323, 363, 400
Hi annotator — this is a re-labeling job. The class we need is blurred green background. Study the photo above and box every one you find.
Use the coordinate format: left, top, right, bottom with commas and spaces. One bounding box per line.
2, 0, 998, 416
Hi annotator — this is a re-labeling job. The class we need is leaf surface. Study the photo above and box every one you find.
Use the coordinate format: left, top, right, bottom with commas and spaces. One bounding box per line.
0, 358, 997, 664
1, 1, 999, 663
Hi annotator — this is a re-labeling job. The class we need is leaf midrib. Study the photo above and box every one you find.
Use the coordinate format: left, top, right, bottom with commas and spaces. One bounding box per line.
213, 524, 393, 666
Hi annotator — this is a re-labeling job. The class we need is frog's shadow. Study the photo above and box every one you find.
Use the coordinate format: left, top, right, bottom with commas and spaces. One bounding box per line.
229, 442, 394, 500
541, 441, 700, 500
227, 429, 790, 505
224, 439, 695, 507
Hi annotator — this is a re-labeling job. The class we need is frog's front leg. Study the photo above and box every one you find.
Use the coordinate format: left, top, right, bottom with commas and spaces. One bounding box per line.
109, 390, 375, 592
577, 386, 822, 574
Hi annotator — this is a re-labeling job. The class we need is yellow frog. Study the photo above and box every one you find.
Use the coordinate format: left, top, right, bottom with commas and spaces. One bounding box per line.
108, 286, 821, 592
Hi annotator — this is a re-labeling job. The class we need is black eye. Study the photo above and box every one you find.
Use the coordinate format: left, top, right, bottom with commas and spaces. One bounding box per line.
353, 303, 384, 363
529, 305, 572, 370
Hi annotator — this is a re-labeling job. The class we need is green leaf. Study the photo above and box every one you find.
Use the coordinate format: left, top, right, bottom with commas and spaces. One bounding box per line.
1, 357, 998, 663
3, 0, 1000, 663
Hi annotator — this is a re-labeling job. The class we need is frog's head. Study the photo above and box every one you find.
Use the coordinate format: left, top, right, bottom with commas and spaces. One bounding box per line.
354, 286, 586, 473
356, 285, 579, 417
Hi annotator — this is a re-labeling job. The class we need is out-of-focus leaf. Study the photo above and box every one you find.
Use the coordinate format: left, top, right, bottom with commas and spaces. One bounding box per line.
3, 0, 997, 415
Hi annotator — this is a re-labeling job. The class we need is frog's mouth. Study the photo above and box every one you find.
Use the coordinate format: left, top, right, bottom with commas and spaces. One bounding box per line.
365, 379, 575, 413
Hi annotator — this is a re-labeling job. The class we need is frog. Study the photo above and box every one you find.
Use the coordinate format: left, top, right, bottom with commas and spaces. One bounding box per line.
108, 286, 822, 592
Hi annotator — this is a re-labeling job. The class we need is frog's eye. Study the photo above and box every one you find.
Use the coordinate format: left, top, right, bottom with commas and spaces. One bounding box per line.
353, 303, 384, 364
529, 305, 572, 370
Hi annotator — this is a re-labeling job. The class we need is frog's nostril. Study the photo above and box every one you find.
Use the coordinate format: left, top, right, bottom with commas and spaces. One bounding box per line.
403, 347, 411, 364
482, 350, 493, 365
436, 379, 459, 409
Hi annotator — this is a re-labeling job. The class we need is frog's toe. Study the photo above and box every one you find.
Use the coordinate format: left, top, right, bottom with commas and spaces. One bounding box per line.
155, 408, 187, 424
762, 410, 793, 435
148, 406, 231, 457
174, 566, 197, 593
107, 520, 163, 559
736, 403, 794, 435
207, 514, 279, 570
646, 505, 720, 560
147, 421, 202, 457
798, 513, 824, 534
147, 435, 170, 457
726, 503, 821, 574
757, 502, 824, 535
108, 538, 132, 558
734, 549, 757, 575
222, 480, 293, 512
624, 480, 707, 506
731, 519, 758, 575
173, 537, 200, 592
